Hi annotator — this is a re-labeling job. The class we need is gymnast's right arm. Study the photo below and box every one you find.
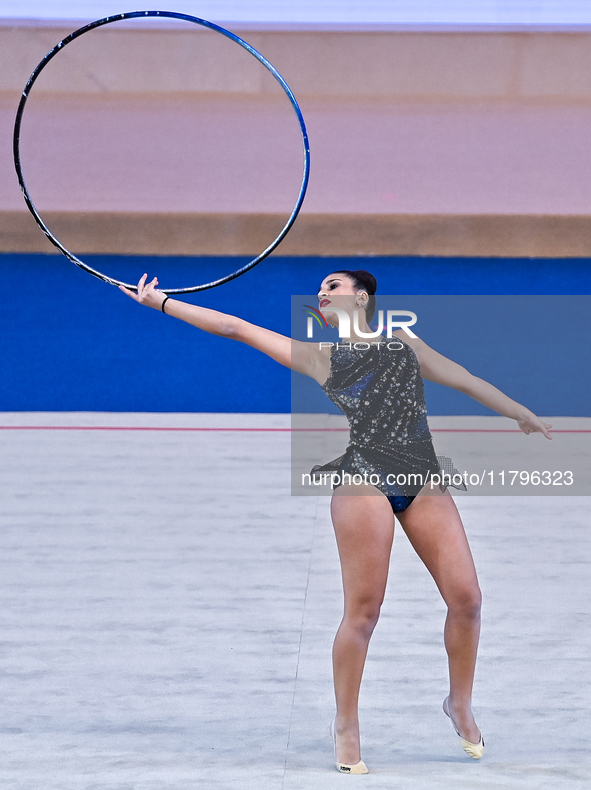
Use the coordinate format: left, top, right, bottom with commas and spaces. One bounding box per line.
119, 273, 327, 381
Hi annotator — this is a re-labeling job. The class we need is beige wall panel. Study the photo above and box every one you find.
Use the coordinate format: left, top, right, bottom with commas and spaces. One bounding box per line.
0, 27, 67, 95
521, 33, 591, 99
2, 27, 264, 94
3, 210, 591, 258
3, 24, 591, 101
256, 32, 516, 98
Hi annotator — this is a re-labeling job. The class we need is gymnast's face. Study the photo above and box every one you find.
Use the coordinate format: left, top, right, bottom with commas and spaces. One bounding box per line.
317, 273, 367, 326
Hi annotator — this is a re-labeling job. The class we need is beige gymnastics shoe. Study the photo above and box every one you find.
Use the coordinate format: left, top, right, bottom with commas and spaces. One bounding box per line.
443, 697, 484, 759
330, 720, 369, 774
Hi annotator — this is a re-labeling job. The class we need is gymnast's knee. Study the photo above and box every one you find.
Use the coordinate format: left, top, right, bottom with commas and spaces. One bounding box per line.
448, 587, 482, 623
344, 599, 383, 638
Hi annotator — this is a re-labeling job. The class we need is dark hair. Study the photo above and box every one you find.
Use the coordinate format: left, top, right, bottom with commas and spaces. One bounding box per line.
332, 270, 378, 323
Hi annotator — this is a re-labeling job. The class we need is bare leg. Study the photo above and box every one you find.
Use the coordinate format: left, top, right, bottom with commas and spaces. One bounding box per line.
397, 491, 482, 743
330, 485, 395, 764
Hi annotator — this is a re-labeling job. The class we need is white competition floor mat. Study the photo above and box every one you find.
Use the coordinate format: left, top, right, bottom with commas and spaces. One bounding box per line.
1, 412, 589, 789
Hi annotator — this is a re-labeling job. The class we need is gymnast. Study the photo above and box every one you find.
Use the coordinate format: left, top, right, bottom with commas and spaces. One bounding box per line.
120, 269, 551, 774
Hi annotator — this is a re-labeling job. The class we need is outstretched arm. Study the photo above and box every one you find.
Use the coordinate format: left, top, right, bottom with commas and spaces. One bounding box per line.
401, 334, 552, 439
119, 274, 328, 382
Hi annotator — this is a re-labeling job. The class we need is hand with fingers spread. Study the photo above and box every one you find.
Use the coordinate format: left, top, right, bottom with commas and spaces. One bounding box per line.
516, 412, 553, 439
119, 273, 169, 311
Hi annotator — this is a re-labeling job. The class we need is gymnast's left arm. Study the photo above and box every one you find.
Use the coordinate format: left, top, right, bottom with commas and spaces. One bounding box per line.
405, 335, 552, 439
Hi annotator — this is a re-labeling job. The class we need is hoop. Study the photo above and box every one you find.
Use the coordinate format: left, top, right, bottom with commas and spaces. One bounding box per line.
13, 10, 310, 294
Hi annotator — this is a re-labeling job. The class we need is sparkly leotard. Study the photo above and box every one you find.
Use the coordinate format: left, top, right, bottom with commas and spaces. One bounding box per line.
311, 338, 464, 512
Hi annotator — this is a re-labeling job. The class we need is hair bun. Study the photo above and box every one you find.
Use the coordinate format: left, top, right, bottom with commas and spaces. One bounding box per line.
350, 270, 377, 296
332, 269, 378, 322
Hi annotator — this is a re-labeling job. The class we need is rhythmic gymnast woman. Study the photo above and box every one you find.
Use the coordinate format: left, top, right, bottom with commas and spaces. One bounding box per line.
120, 269, 551, 774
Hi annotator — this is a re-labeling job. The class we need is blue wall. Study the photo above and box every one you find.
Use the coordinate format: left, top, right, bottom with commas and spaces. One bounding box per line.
2, 253, 590, 414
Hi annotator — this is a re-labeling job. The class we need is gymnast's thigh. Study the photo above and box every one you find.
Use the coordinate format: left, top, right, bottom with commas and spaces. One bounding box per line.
330, 484, 396, 607
395, 492, 480, 605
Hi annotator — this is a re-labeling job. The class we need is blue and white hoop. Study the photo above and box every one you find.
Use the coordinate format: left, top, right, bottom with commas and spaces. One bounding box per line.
13, 10, 311, 294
